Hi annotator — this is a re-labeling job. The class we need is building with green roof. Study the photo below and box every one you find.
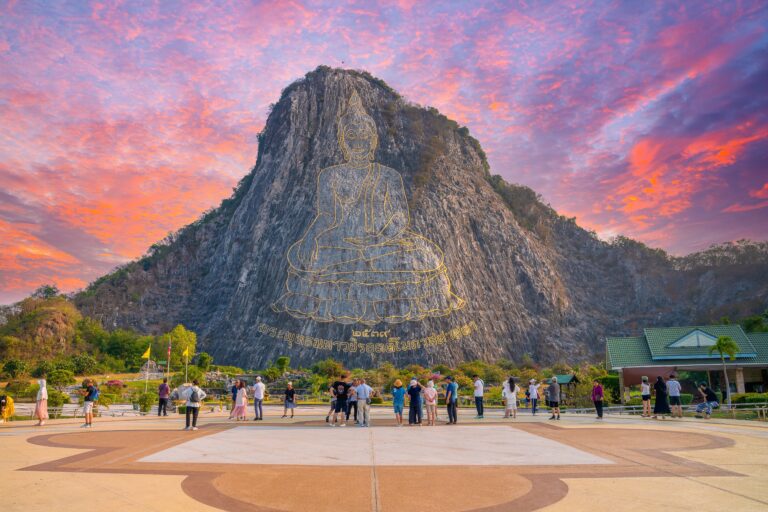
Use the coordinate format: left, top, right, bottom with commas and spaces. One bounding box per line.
606, 325, 768, 402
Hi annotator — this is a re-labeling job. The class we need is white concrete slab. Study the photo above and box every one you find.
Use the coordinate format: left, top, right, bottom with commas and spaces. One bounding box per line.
140, 426, 613, 466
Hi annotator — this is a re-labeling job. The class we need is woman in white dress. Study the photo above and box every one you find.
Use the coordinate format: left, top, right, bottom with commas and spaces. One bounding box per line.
503, 377, 520, 419
34, 376, 49, 426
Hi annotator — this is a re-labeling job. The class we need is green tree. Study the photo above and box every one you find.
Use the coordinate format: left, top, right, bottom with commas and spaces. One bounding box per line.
196, 352, 212, 371
48, 369, 76, 391
275, 356, 291, 374
163, 325, 197, 368
312, 358, 345, 378
708, 335, 739, 409
31, 284, 60, 299
2, 358, 28, 378
32, 360, 56, 378
71, 354, 99, 375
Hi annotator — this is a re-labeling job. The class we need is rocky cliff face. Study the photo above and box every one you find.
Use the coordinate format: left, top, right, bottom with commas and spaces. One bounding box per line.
75, 67, 768, 368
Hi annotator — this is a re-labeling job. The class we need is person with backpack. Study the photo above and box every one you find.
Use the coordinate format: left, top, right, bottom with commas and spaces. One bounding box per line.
182, 379, 206, 430
80, 378, 99, 428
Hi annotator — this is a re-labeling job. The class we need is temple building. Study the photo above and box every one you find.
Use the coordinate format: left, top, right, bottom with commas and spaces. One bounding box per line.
606, 325, 768, 402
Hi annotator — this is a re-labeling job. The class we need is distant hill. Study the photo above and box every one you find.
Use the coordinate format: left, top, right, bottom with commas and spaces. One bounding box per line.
73, 66, 768, 368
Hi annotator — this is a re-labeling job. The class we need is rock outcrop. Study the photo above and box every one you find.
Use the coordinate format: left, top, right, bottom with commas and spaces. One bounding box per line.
75, 67, 768, 368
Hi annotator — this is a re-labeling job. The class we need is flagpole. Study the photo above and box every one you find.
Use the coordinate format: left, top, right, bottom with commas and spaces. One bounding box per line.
144, 354, 149, 393
166, 334, 171, 377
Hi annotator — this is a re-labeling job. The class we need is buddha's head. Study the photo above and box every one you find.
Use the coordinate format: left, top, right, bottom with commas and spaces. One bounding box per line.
338, 91, 378, 163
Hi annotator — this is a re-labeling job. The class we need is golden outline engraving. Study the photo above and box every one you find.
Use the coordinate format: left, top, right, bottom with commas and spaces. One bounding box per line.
258, 322, 478, 353
272, 91, 465, 325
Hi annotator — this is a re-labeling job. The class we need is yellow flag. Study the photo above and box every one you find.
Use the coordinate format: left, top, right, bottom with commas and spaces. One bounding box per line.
182, 346, 189, 358
141, 346, 151, 359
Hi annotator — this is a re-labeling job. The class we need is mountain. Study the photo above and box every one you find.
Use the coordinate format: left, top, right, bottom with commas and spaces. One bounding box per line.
74, 66, 768, 368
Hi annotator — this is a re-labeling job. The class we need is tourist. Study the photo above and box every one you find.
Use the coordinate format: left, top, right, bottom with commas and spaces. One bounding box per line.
330, 374, 350, 426
407, 379, 423, 425
473, 374, 485, 419
326, 395, 337, 423
229, 379, 239, 419
182, 379, 206, 430
347, 378, 359, 424
667, 374, 683, 418
392, 379, 406, 426
252, 376, 265, 421
34, 375, 48, 426
232, 380, 248, 421
424, 380, 438, 426
445, 376, 458, 424
528, 379, 541, 415
283, 382, 296, 419
80, 378, 98, 428
591, 379, 604, 419
356, 378, 373, 427
695, 382, 719, 419
503, 377, 519, 419
158, 377, 170, 417
524, 388, 530, 408
640, 376, 651, 417
548, 376, 561, 420
0, 393, 8, 423
652, 376, 671, 419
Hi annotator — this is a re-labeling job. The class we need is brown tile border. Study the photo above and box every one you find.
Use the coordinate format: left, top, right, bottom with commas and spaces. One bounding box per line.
19, 422, 744, 512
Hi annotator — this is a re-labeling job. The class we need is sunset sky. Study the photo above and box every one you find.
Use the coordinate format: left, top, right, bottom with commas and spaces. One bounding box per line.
1, 0, 767, 304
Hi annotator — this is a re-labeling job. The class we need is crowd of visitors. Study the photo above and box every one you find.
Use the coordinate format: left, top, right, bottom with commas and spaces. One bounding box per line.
18, 370, 724, 431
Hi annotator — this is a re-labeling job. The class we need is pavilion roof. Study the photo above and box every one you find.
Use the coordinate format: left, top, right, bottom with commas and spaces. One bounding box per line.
606, 326, 768, 370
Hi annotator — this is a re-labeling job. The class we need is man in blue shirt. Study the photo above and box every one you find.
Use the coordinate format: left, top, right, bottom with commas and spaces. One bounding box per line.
445, 376, 458, 424
355, 379, 374, 427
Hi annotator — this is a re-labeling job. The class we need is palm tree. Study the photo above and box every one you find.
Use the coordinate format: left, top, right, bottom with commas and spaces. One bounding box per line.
708, 335, 739, 409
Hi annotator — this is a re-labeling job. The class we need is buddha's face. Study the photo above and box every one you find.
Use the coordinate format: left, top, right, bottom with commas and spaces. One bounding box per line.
341, 120, 377, 162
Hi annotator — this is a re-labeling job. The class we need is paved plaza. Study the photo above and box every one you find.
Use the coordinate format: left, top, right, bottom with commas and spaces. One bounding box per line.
2, 406, 767, 511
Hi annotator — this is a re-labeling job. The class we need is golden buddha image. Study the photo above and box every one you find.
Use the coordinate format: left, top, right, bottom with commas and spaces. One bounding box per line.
272, 91, 465, 325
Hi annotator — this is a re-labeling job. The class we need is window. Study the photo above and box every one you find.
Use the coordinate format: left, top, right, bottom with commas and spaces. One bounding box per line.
667, 330, 718, 348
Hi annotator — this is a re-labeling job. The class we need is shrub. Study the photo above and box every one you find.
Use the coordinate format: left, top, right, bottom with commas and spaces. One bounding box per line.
4, 379, 30, 395
32, 360, 56, 378
48, 389, 69, 408
48, 369, 76, 391
136, 392, 158, 413
729, 393, 768, 404
680, 393, 693, 405
71, 354, 99, 375
2, 359, 28, 378
170, 366, 205, 388
370, 396, 383, 405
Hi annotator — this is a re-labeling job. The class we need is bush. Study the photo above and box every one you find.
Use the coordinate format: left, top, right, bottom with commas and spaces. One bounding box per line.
136, 392, 158, 413
370, 396, 383, 405
211, 365, 245, 376
729, 393, 768, 404
48, 369, 75, 390
2, 359, 28, 378
680, 393, 693, 405
32, 360, 56, 378
170, 366, 205, 388
4, 379, 30, 395
71, 354, 99, 375
48, 389, 69, 408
